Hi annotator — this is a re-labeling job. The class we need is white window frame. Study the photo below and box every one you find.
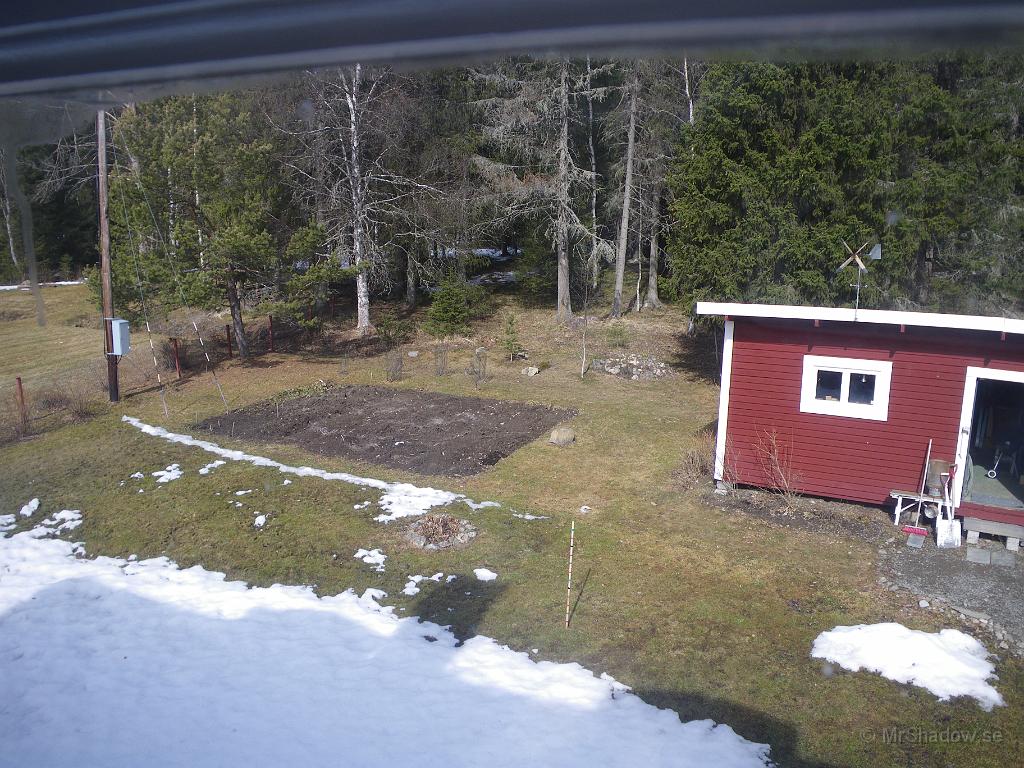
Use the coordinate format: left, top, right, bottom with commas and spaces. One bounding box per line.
799, 355, 892, 421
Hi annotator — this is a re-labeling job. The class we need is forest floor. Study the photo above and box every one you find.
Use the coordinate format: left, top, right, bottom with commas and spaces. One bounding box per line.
0, 284, 1021, 768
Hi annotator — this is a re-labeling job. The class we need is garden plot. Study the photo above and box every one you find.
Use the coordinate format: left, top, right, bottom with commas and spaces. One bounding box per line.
198, 385, 574, 476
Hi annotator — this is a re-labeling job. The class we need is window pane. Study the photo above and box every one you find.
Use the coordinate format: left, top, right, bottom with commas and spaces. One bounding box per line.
815, 370, 842, 401
849, 373, 876, 405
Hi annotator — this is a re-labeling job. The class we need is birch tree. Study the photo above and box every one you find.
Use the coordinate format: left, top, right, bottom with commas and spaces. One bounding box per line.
610, 64, 638, 318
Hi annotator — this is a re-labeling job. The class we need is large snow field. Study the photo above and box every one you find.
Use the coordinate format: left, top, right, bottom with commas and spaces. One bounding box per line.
0, 523, 771, 767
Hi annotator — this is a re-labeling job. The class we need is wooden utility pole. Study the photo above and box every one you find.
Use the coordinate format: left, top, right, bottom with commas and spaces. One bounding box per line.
97, 109, 119, 402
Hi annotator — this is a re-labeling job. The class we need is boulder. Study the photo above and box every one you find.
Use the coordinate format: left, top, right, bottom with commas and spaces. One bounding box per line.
549, 426, 576, 446
521, 366, 540, 377
407, 350, 420, 358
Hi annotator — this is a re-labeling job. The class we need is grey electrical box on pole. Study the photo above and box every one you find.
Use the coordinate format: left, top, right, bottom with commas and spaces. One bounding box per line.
109, 319, 130, 356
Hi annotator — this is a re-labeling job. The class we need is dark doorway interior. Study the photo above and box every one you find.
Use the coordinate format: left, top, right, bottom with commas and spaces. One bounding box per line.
964, 378, 1024, 510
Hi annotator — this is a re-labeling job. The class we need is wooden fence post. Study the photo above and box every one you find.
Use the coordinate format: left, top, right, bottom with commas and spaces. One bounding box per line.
268, 315, 275, 352
171, 337, 182, 380
225, 324, 232, 359
15, 376, 28, 430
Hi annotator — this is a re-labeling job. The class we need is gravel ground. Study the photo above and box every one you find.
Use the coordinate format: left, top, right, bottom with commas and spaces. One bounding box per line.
879, 535, 1024, 655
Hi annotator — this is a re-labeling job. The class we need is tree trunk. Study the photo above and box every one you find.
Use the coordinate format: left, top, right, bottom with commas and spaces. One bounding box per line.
225, 274, 250, 359
644, 184, 663, 309
405, 247, 418, 307
0, 152, 18, 271
611, 69, 637, 318
555, 60, 573, 323
586, 57, 599, 290
345, 64, 373, 334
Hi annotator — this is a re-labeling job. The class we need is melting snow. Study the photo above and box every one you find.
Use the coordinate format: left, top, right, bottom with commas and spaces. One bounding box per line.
122, 416, 499, 523
27, 510, 82, 538
812, 623, 1004, 710
199, 460, 226, 475
152, 464, 183, 483
403, 572, 445, 596
473, 568, 498, 582
282, 479, 292, 486
0, 531, 770, 766
354, 548, 387, 572
354, 501, 371, 510
253, 515, 267, 529
19, 498, 39, 518
0, 514, 14, 533
512, 513, 548, 521
235, 490, 253, 496
130, 472, 145, 479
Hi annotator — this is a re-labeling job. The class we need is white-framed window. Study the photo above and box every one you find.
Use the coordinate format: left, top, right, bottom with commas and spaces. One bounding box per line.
799, 355, 892, 421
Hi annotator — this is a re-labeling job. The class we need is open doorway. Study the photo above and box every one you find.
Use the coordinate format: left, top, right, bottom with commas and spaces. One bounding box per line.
962, 377, 1024, 510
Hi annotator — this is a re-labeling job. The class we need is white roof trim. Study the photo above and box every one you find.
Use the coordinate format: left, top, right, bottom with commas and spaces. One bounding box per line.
695, 302, 1024, 337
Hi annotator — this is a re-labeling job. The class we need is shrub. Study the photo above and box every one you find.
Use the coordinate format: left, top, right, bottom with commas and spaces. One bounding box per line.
500, 311, 524, 361
425, 278, 471, 337
375, 310, 413, 349
605, 322, 630, 349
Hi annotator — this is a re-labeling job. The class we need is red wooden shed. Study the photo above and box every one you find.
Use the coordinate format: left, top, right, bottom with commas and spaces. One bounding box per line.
696, 302, 1024, 546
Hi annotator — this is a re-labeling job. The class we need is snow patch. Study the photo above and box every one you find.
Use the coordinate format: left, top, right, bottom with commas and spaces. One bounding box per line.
122, 416, 498, 523
253, 515, 267, 529
354, 501, 371, 510
27, 510, 83, 538
812, 622, 1004, 710
152, 464, 183, 483
0, 532, 767, 766
130, 472, 145, 479
473, 568, 498, 582
512, 513, 548, 521
199, 460, 226, 475
0, 514, 15, 533
465, 500, 501, 511
234, 489, 253, 496
354, 548, 387, 572
281, 479, 292, 486
19, 498, 40, 518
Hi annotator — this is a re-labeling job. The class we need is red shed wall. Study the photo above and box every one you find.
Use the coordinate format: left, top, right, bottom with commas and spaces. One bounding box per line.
724, 319, 1024, 515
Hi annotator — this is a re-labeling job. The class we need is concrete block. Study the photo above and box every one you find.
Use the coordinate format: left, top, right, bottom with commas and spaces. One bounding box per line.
966, 530, 981, 545
1007, 537, 1020, 552
991, 549, 1017, 568
906, 534, 925, 549
965, 548, 991, 565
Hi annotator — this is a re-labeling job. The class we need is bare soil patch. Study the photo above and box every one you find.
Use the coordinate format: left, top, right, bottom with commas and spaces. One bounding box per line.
199, 384, 574, 476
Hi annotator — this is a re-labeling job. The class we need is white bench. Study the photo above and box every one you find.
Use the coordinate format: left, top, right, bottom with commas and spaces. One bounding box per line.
889, 489, 945, 527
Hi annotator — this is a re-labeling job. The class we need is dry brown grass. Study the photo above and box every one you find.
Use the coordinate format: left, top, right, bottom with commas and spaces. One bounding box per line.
676, 428, 717, 487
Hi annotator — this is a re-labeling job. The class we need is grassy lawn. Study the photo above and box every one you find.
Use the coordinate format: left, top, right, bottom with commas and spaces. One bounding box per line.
1, 285, 1020, 767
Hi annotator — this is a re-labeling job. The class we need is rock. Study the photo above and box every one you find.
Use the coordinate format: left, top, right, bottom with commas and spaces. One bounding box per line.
521, 366, 540, 377
918, 599, 930, 608
407, 350, 419, 358
549, 426, 576, 446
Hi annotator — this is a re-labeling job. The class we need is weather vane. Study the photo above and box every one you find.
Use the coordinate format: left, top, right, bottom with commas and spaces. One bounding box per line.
836, 239, 881, 319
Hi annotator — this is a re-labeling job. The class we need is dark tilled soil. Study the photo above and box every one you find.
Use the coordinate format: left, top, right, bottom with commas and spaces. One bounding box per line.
199, 385, 574, 477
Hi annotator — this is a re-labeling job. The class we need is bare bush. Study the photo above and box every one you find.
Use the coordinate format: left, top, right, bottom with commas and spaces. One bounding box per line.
755, 429, 801, 510
677, 428, 716, 486
417, 513, 462, 544
385, 350, 403, 382
434, 343, 449, 376
467, 346, 488, 388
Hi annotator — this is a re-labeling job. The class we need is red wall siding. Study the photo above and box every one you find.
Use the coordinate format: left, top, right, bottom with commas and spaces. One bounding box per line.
725, 319, 1024, 522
